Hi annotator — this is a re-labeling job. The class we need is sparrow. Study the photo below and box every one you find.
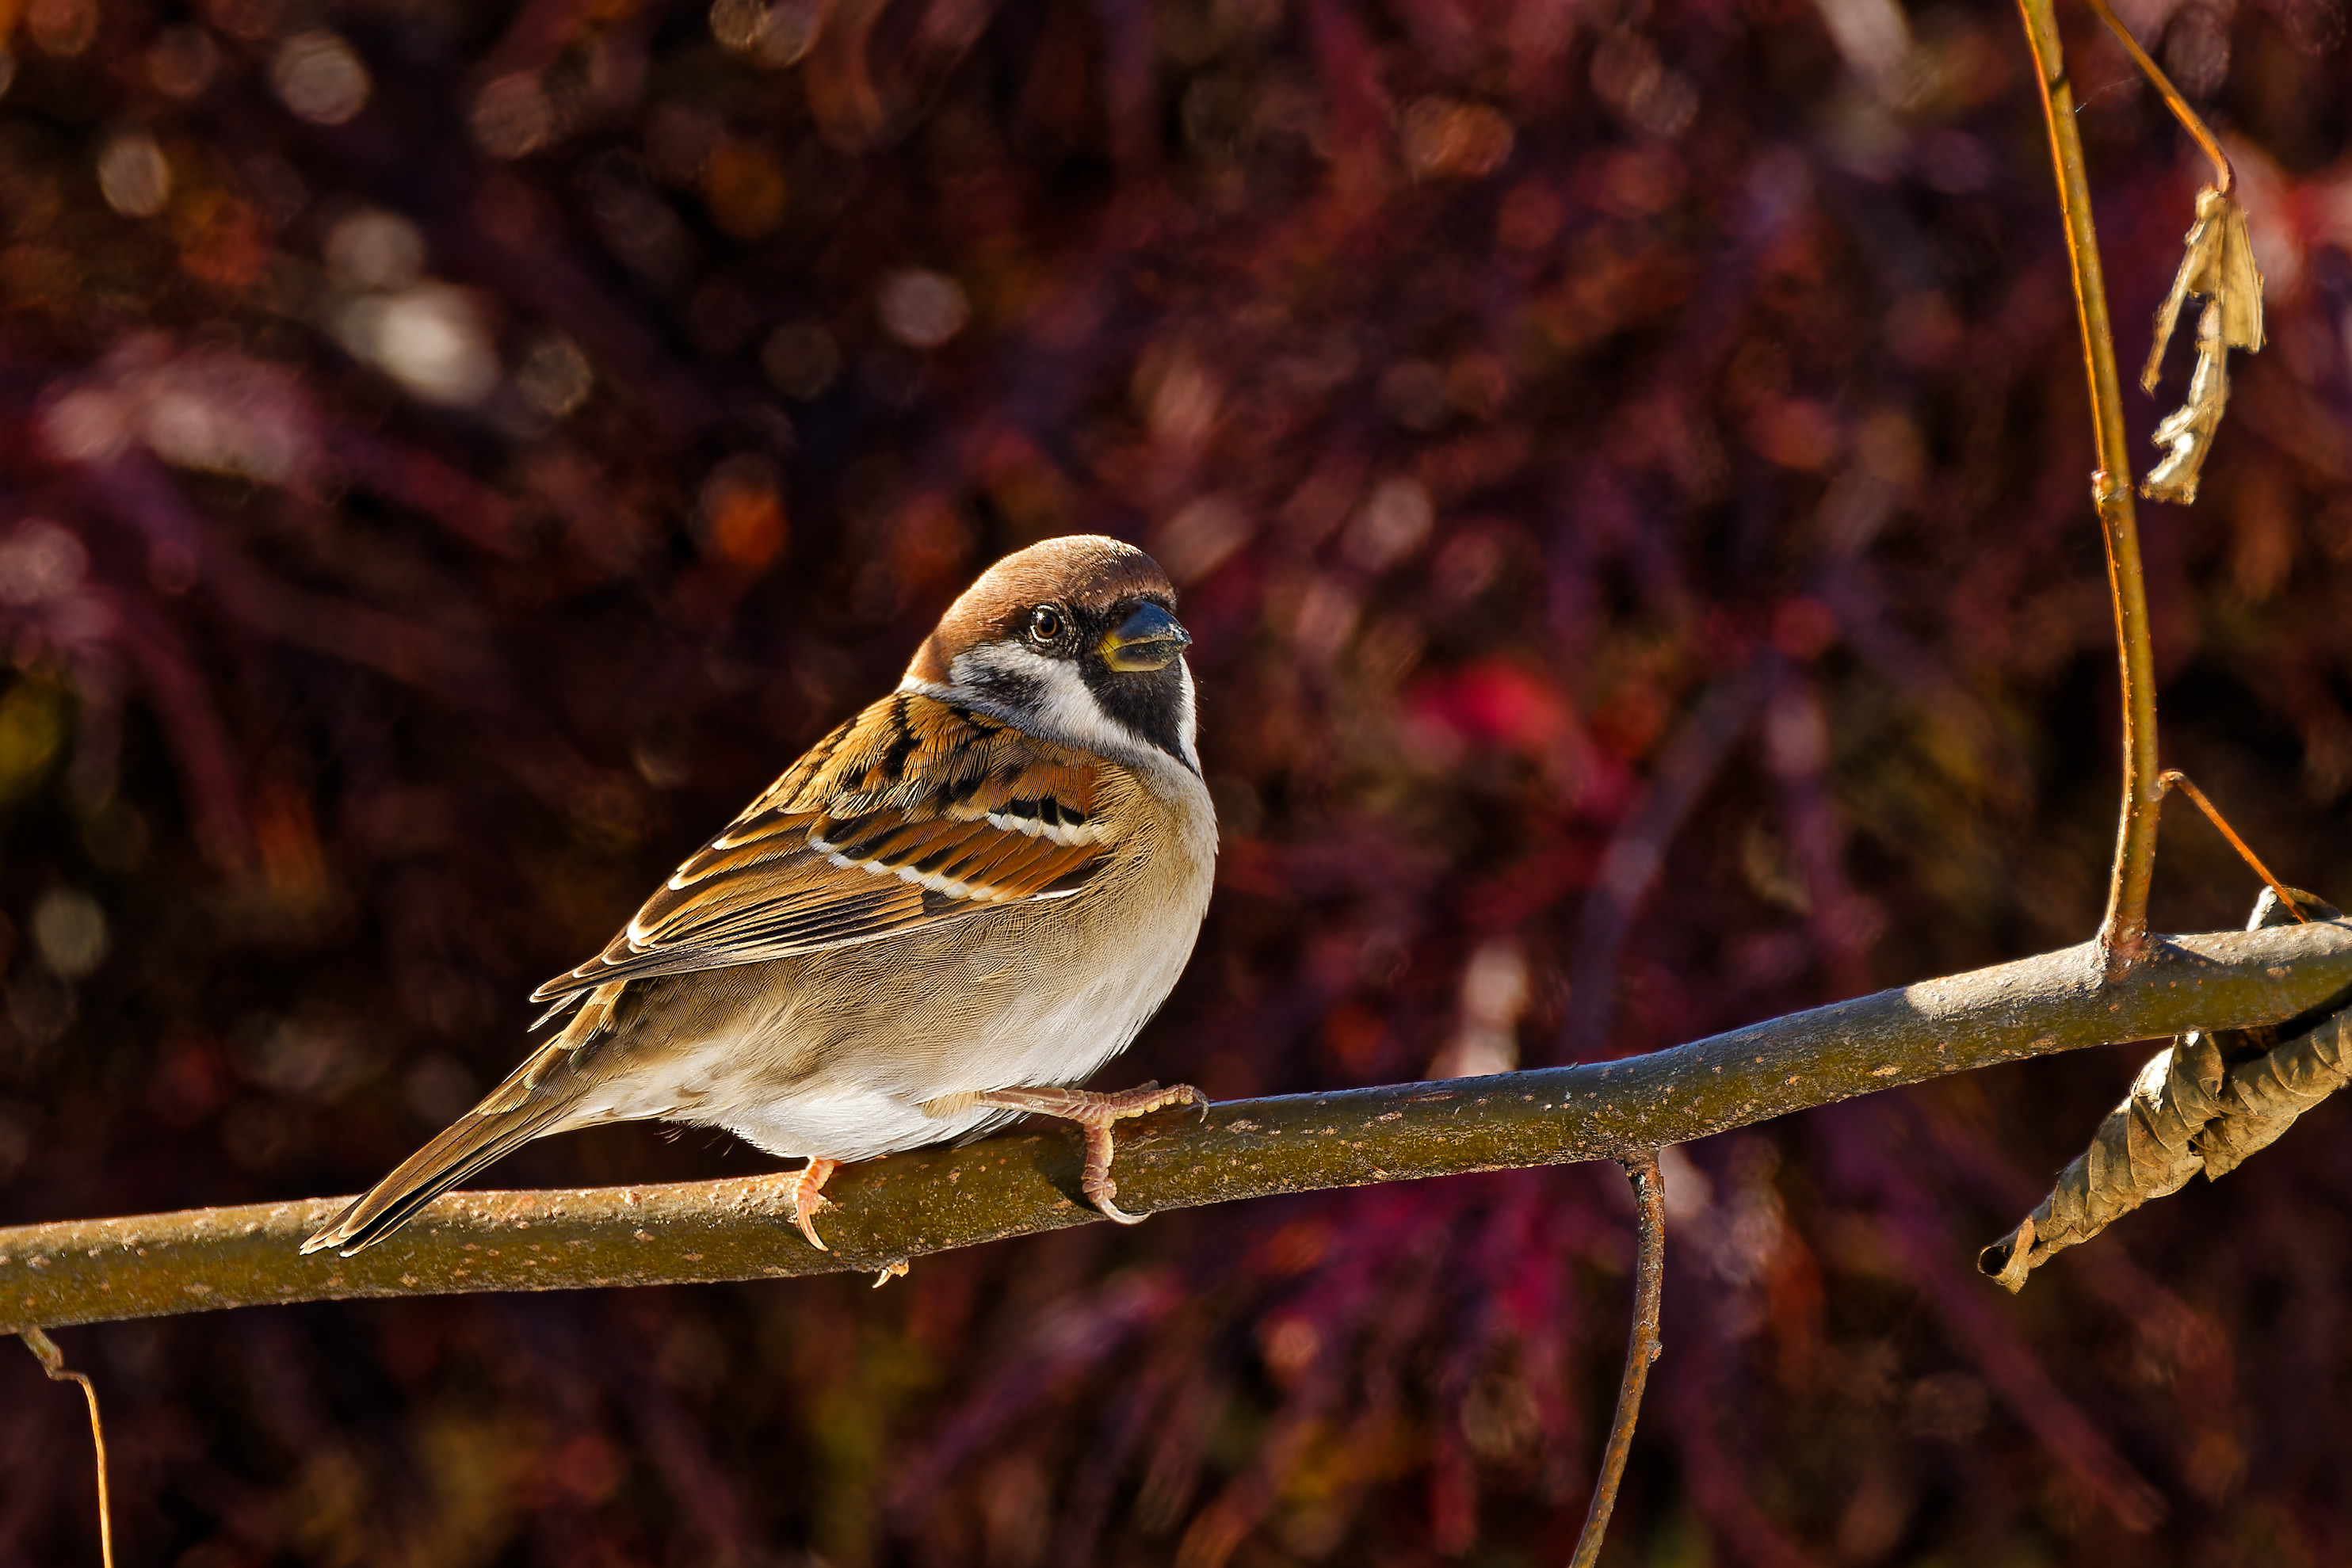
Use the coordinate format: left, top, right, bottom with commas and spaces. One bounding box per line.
304, 535, 1217, 1257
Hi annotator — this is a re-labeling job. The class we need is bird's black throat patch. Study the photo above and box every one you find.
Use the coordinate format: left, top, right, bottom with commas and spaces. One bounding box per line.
1079, 655, 1193, 770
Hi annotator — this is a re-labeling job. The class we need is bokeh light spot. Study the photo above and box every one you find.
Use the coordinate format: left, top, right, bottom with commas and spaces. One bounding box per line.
324, 209, 425, 292
1429, 937, 1529, 1078
698, 455, 788, 570
0, 521, 90, 605
702, 138, 788, 238
1151, 494, 1254, 586
271, 31, 371, 125
339, 284, 501, 406
1137, 342, 1220, 453
32, 888, 109, 980
1260, 1316, 1322, 1379
97, 133, 174, 219
26, 0, 98, 57
147, 26, 221, 98
708, 0, 768, 49
710, 0, 823, 66
1591, 31, 1698, 141
1746, 398, 1844, 471
876, 269, 969, 349
471, 73, 556, 160
1399, 97, 1516, 180
1344, 479, 1435, 571
515, 334, 594, 417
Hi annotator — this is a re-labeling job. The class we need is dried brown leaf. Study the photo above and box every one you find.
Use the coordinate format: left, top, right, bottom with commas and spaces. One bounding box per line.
2141, 186, 2264, 391
1978, 1029, 2224, 1291
2139, 186, 2264, 506
1981, 888, 2342, 1291
2201, 1005, 2352, 1177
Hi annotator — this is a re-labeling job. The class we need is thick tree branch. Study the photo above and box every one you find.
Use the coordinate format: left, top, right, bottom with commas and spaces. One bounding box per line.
8, 921, 2352, 1333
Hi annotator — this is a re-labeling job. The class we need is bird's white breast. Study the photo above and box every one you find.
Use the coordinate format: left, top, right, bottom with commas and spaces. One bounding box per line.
572, 762, 1216, 1164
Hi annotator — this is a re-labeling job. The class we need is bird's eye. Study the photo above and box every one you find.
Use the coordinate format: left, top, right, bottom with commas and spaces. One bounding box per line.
1027, 605, 1066, 646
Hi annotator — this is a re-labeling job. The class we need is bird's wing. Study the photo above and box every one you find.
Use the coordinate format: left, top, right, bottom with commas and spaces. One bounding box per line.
530, 692, 1120, 1006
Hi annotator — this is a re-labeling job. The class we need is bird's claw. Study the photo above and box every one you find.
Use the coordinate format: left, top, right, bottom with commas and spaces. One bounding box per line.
969, 1081, 1206, 1225
788, 1157, 839, 1251
1087, 1183, 1147, 1225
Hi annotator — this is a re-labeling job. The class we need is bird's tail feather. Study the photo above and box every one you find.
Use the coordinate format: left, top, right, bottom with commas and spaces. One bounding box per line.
303, 1041, 588, 1257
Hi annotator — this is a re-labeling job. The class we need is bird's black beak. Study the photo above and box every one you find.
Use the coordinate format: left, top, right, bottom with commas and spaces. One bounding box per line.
1099, 602, 1192, 673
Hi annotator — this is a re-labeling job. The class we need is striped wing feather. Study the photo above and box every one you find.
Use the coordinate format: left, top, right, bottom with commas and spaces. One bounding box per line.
531, 694, 1113, 1005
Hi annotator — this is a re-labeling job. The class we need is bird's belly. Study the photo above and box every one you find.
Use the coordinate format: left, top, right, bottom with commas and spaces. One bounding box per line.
644, 894, 1204, 1162
711, 1085, 1006, 1165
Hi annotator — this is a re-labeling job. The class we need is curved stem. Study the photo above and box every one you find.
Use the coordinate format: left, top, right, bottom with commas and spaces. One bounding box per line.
2015, 0, 2164, 973
2076, 0, 2235, 193
2157, 772, 2308, 921
1567, 1152, 1667, 1568
21, 1329, 114, 1568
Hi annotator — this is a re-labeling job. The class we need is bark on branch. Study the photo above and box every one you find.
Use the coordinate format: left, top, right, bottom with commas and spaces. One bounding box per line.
8, 921, 2352, 1333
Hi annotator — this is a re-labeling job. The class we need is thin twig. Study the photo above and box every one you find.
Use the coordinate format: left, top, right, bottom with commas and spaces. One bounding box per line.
1568, 1152, 1667, 1568
2014, 0, 2164, 974
2158, 771, 2308, 921
2075, 0, 2235, 193
20, 1329, 115, 1568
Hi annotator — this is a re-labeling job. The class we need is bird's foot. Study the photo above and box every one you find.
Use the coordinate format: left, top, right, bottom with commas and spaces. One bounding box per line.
968, 1082, 1207, 1224
787, 1157, 839, 1250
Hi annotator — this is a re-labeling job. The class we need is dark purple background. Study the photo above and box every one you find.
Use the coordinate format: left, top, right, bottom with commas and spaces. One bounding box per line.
5, 0, 2352, 1561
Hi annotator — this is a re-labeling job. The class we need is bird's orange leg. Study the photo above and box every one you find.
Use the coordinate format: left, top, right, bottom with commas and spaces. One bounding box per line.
968, 1082, 1206, 1223
788, 1157, 839, 1250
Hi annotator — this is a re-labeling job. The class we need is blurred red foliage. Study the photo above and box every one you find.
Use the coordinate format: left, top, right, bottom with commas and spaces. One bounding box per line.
5, 0, 2352, 1561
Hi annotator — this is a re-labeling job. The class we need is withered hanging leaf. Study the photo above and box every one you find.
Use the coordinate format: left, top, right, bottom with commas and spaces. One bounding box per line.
2142, 302, 2230, 505
1980, 888, 2342, 1293
2141, 186, 2263, 391
2138, 185, 2264, 506
1977, 1027, 2225, 1291
2201, 1002, 2352, 1177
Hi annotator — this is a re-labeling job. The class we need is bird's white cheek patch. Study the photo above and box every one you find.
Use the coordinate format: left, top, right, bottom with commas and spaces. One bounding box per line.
947, 643, 1152, 763
1171, 660, 1201, 773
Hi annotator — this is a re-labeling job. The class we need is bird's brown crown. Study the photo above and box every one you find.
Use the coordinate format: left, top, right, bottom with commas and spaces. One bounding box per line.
904, 535, 1176, 685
